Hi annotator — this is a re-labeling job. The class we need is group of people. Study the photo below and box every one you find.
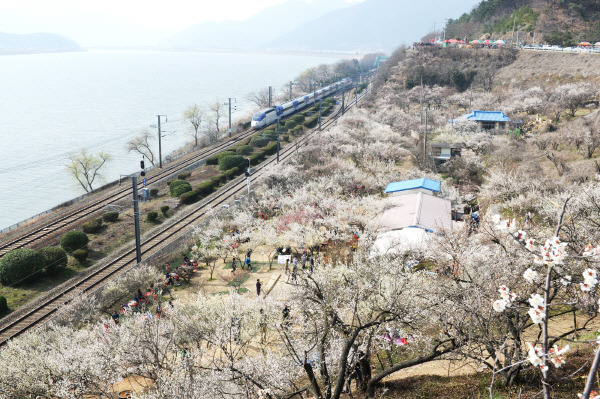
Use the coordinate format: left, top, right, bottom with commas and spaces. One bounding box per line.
284, 253, 315, 282
231, 250, 253, 272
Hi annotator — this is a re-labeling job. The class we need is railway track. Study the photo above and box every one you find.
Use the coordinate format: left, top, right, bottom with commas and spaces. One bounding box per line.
0, 128, 256, 257
0, 87, 368, 346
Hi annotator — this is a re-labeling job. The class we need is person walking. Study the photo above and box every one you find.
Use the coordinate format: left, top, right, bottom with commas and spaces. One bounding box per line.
112, 311, 119, 325
245, 255, 251, 271
256, 279, 262, 296
525, 210, 533, 228
309, 256, 314, 275
231, 257, 237, 272
301, 253, 307, 270
284, 258, 290, 275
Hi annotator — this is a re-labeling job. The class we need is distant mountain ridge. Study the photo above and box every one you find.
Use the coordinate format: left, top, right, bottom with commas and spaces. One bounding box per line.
164, 0, 351, 50
0, 32, 82, 54
166, 0, 481, 53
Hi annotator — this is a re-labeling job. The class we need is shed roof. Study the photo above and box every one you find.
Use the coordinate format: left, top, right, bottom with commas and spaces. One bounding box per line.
384, 178, 440, 194
377, 192, 452, 233
463, 110, 511, 122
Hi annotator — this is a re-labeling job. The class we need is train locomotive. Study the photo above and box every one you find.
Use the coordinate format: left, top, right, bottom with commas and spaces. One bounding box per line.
250, 77, 352, 129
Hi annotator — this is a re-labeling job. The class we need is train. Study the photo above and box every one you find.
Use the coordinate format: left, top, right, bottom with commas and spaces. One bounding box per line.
250, 77, 352, 129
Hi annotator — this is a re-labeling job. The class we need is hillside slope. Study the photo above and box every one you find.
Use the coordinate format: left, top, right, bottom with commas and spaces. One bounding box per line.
445, 0, 600, 47
0, 32, 82, 54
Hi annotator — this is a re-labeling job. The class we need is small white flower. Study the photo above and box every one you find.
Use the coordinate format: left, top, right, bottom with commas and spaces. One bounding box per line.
525, 238, 536, 251
553, 344, 570, 356
491, 214, 502, 225
581, 282, 592, 292
514, 230, 527, 241
528, 294, 545, 309
584, 268, 598, 280
527, 342, 543, 366
523, 268, 538, 284
528, 307, 545, 324
493, 299, 507, 312
560, 275, 571, 286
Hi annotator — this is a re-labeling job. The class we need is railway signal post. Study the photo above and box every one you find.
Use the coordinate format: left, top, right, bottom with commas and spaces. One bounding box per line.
121, 174, 142, 264
318, 99, 322, 131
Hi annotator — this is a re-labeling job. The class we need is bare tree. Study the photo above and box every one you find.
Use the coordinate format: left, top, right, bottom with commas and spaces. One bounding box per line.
209, 100, 225, 133
126, 129, 156, 166
183, 103, 204, 147
66, 149, 112, 193
247, 88, 270, 108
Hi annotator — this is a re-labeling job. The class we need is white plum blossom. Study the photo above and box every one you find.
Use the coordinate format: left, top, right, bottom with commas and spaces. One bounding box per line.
528, 307, 545, 324
527, 343, 543, 367
560, 275, 572, 286
583, 243, 600, 257
514, 230, 527, 241
525, 238, 536, 251
528, 294, 545, 310
523, 268, 538, 284
583, 268, 599, 288
493, 299, 507, 312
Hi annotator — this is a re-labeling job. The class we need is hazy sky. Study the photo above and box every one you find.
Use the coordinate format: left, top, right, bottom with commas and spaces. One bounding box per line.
0, 0, 364, 31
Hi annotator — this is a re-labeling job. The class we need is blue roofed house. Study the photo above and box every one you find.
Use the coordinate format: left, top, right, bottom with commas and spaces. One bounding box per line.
373, 178, 452, 255
462, 110, 512, 131
384, 178, 440, 197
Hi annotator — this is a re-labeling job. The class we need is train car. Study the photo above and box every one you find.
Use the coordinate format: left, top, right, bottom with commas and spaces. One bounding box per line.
250, 77, 351, 129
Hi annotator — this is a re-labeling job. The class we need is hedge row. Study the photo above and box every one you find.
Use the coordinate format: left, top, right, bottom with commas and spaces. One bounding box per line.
0, 245, 69, 286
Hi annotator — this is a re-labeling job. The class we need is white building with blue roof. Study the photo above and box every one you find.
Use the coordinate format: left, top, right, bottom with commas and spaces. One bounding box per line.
384, 178, 440, 197
460, 110, 512, 131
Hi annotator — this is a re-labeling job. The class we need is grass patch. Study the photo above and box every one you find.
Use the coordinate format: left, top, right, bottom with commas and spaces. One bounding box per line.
213, 287, 249, 296
223, 261, 268, 272
0, 265, 81, 317
227, 272, 251, 287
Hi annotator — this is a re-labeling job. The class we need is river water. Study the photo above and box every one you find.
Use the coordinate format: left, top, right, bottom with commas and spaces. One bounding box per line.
0, 50, 342, 230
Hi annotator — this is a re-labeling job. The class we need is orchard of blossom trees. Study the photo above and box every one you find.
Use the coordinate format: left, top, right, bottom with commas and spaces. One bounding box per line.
4, 47, 600, 398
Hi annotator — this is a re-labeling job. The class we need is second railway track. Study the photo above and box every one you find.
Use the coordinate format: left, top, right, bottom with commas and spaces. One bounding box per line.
0, 88, 368, 346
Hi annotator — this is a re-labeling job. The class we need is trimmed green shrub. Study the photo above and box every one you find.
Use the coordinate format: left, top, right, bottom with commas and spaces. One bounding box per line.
177, 171, 191, 180
160, 205, 170, 216
292, 115, 305, 124
218, 154, 245, 171
170, 181, 192, 197
102, 211, 119, 223
169, 179, 188, 190
40, 246, 68, 276
147, 211, 159, 222
150, 188, 159, 197
166, 180, 174, 186
239, 137, 251, 146
249, 153, 263, 165
264, 141, 278, 156
82, 218, 103, 234
282, 134, 290, 142
225, 167, 240, 180
0, 296, 7, 313
262, 130, 276, 140
236, 145, 253, 155
290, 126, 304, 136
304, 115, 319, 128
250, 136, 270, 148
196, 181, 215, 196
284, 120, 297, 131
180, 190, 200, 204
205, 154, 220, 165
60, 230, 89, 253
211, 176, 222, 186
72, 249, 88, 264
0, 249, 45, 285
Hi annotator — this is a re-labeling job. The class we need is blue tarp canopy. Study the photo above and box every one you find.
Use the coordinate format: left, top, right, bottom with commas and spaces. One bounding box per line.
463, 110, 511, 122
384, 178, 440, 194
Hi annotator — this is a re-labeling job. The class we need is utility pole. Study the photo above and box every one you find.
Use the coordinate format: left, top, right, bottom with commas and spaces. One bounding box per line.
424, 109, 429, 170
342, 84, 346, 116
355, 77, 359, 106
289, 81, 294, 101
533, 31, 536, 46
318, 98, 322, 131
225, 98, 236, 137
268, 86, 273, 108
420, 74, 424, 124
511, 13, 517, 48
276, 118, 280, 163
120, 175, 143, 264
153, 115, 167, 168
